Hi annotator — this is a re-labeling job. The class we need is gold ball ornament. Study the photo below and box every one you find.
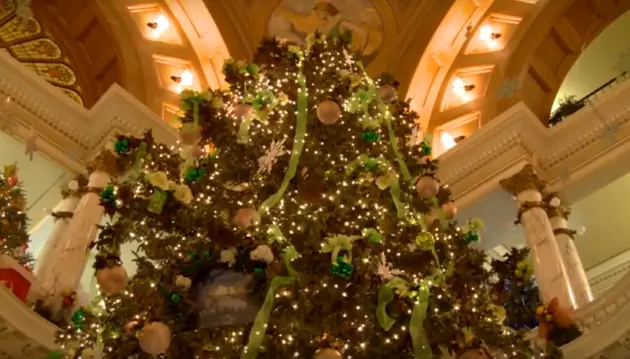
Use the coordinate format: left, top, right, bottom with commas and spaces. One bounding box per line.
233, 103, 253, 118
378, 84, 398, 103
416, 176, 440, 198
234, 208, 260, 228
316, 100, 342, 125
441, 201, 457, 219
313, 348, 343, 359
96, 265, 128, 294
138, 321, 172, 355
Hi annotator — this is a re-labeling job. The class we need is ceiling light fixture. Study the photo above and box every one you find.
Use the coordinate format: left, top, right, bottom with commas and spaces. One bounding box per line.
147, 14, 169, 38
172, 70, 194, 93
479, 25, 501, 48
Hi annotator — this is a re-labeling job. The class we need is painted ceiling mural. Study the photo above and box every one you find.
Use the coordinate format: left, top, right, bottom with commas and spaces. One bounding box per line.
0, 0, 84, 105
268, 0, 383, 64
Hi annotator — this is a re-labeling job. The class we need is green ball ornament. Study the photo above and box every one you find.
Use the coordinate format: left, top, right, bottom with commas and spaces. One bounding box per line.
514, 269, 523, 278
464, 231, 479, 243
415, 231, 435, 251
170, 293, 181, 303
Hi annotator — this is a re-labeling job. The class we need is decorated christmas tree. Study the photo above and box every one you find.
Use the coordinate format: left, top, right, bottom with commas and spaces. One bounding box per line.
490, 247, 540, 330
0, 163, 33, 267
55, 32, 545, 358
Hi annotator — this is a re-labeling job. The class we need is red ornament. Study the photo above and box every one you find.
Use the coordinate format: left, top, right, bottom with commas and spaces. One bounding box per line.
7, 177, 17, 186
0, 255, 35, 302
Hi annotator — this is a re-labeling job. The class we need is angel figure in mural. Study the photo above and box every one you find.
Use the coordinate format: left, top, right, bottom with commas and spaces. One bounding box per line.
269, 0, 383, 60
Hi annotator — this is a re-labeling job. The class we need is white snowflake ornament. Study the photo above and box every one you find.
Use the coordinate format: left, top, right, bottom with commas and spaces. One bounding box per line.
376, 253, 403, 281
257, 138, 287, 175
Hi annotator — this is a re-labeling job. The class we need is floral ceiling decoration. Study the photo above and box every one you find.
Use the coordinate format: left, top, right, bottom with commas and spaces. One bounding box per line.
0, 0, 84, 105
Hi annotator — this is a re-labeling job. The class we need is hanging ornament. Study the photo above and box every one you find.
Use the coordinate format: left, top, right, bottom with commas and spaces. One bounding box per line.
138, 321, 172, 355
313, 348, 343, 359
7, 176, 17, 186
378, 84, 398, 103
441, 201, 457, 219
233, 103, 253, 118
416, 176, 439, 198
96, 265, 128, 294
331, 255, 353, 280
100, 185, 116, 203
360, 131, 380, 143
317, 100, 342, 125
234, 208, 260, 228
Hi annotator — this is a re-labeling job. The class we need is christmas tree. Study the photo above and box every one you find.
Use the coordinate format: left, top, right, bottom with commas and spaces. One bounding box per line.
490, 247, 540, 330
55, 32, 543, 358
0, 163, 33, 267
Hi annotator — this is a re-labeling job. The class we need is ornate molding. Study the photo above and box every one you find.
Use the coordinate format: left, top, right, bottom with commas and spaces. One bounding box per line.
0, 51, 177, 173
437, 78, 630, 207
0, 286, 58, 358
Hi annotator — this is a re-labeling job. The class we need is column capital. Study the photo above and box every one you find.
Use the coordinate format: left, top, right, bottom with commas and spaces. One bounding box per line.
90, 150, 118, 176
499, 165, 547, 196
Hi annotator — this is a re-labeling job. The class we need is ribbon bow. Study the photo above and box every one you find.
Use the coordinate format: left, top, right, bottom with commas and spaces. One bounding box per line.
321, 235, 360, 264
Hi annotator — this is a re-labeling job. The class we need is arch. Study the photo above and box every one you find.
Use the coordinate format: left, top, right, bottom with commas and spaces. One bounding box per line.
493, 0, 630, 124
409, 0, 630, 136
30, 0, 149, 108
0, 0, 84, 105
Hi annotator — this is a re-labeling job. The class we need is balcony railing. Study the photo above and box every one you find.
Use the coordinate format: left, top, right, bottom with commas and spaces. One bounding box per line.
549, 72, 629, 127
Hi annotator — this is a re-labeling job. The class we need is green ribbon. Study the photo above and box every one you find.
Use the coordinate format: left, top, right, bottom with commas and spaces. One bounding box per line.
431, 198, 448, 228
130, 142, 147, 176
376, 277, 408, 331
237, 114, 255, 145
355, 62, 411, 182
346, 155, 406, 218
180, 90, 204, 127
389, 178, 406, 218
410, 282, 433, 359
378, 100, 411, 182
258, 71, 308, 215
242, 246, 298, 359
376, 278, 434, 359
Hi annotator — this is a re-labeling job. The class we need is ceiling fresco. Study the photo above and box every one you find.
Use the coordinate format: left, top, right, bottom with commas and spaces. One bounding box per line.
268, 0, 384, 64
0, 0, 83, 105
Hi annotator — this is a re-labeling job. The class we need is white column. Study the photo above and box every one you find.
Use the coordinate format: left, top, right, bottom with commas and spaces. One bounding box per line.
41, 153, 115, 315
500, 165, 576, 309
547, 203, 593, 308
34, 193, 80, 290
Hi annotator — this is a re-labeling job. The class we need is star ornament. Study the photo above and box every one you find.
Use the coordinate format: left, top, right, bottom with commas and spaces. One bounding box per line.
24, 130, 38, 161
496, 78, 520, 99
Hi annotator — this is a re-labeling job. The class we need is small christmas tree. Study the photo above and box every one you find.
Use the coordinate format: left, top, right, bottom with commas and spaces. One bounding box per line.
490, 247, 540, 330
0, 163, 33, 267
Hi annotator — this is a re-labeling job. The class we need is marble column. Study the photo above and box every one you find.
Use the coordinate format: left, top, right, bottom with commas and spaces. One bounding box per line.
546, 197, 593, 308
34, 190, 80, 291
40, 152, 117, 315
499, 165, 576, 308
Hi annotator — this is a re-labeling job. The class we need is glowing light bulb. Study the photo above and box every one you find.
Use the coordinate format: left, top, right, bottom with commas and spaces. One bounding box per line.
149, 14, 169, 38
479, 25, 499, 48
441, 132, 457, 150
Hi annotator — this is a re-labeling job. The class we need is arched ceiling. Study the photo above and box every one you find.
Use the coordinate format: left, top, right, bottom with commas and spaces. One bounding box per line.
201, 0, 454, 91
0, 0, 84, 105
6, 0, 630, 145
